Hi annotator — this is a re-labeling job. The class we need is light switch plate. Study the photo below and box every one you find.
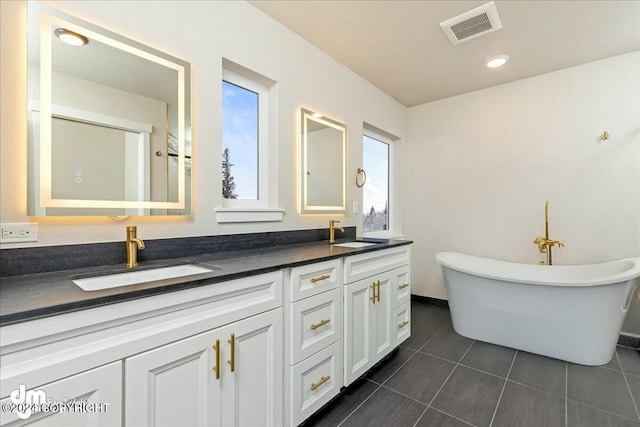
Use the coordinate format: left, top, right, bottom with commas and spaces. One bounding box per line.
1, 223, 38, 243
352, 201, 360, 214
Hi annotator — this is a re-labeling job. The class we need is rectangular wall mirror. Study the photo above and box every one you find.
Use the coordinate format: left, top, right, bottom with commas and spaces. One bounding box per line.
27, 3, 191, 216
300, 108, 346, 214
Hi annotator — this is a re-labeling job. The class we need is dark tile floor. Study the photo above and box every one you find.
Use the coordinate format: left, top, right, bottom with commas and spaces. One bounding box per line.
304, 301, 640, 427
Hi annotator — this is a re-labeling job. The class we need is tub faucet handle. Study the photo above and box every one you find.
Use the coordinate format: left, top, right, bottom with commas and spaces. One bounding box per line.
533, 236, 547, 253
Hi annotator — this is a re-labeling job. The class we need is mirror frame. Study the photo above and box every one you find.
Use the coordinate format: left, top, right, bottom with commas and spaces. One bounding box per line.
299, 108, 347, 214
29, 4, 191, 213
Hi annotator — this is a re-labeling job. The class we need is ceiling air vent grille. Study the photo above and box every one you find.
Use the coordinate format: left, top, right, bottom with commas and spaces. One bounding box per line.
440, 1, 503, 45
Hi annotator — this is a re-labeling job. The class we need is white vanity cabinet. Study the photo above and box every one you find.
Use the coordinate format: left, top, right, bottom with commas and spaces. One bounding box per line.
343, 246, 411, 386
285, 259, 343, 427
0, 271, 283, 427
0, 362, 122, 427
126, 308, 282, 427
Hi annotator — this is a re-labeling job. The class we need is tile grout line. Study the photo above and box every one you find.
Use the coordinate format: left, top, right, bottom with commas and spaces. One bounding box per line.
617, 348, 640, 422
418, 349, 513, 383
336, 379, 382, 427
565, 396, 640, 424
377, 346, 421, 387
413, 318, 453, 353
411, 339, 478, 427
488, 349, 518, 427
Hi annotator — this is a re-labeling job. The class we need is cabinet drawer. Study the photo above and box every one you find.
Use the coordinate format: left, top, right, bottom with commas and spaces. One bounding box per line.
392, 265, 411, 307
344, 246, 410, 284
290, 259, 341, 301
394, 301, 411, 346
0, 362, 122, 426
290, 289, 341, 364
290, 342, 342, 427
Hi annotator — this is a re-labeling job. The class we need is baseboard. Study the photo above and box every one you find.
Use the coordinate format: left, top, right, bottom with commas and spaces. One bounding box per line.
618, 334, 640, 349
411, 294, 449, 309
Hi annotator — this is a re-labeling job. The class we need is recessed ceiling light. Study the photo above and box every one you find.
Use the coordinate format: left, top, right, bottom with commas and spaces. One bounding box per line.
485, 54, 509, 68
54, 28, 89, 47
312, 113, 323, 119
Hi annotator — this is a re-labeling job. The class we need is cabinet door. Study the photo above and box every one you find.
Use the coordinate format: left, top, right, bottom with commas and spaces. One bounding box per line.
344, 278, 375, 386
125, 329, 221, 427
220, 309, 283, 427
0, 362, 122, 427
372, 272, 393, 361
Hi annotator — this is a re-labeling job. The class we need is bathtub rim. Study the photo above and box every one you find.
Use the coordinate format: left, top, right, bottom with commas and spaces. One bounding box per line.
435, 252, 640, 287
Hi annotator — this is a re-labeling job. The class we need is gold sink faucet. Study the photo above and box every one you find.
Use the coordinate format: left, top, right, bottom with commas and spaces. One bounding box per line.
125, 226, 145, 268
533, 201, 564, 265
329, 220, 344, 243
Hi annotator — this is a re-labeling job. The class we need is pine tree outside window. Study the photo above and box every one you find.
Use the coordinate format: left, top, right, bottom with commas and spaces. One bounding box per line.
216, 61, 283, 223
363, 132, 390, 233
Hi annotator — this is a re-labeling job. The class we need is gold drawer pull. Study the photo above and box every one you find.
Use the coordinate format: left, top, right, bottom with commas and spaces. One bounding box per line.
310, 274, 331, 283
311, 375, 331, 390
398, 320, 409, 329
212, 339, 221, 379
398, 283, 410, 289
311, 319, 331, 330
370, 283, 376, 304
227, 334, 235, 373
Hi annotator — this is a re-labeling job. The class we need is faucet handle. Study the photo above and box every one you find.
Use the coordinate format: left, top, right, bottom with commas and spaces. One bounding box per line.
533, 236, 547, 253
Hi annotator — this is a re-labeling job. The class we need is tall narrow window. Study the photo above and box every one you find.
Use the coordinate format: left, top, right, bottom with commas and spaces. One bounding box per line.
362, 133, 389, 233
217, 61, 283, 223
222, 78, 259, 201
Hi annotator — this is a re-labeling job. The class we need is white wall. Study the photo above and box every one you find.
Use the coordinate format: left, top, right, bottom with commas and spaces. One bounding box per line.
407, 52, 640, 332
0, 0, 406, 247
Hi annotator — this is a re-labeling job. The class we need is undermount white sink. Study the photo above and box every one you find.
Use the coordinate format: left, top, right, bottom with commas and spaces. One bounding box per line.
333, 241, 377, 248
73, 264, 215, 291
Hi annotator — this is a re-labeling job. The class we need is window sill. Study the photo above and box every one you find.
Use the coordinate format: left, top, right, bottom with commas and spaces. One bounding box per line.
215, 208, 285, 223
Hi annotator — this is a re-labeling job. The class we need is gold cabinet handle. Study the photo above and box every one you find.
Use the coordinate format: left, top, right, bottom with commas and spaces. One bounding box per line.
398, 283, 410, 290
311, 319, 331, 330
311, 274, 331, 283
311, 375, 331, 390
370, 283, 376, 304
212, 339, 221, 380
376, 280, 381, 302
398, 320, 409, 329
227, 334, 235, 373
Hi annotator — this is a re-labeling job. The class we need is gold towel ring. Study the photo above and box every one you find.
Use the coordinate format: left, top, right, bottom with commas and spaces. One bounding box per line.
356, 168, 367, 188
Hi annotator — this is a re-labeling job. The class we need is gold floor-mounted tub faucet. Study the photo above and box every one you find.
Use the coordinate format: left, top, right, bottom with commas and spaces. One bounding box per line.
125, 226, 145, 268
533, 201, 564, 265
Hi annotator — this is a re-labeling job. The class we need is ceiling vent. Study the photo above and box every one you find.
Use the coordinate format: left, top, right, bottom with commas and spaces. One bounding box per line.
440, 1, 503, 45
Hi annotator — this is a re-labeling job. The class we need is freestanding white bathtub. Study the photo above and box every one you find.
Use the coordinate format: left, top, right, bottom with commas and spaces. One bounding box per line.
436, 252, 640, 365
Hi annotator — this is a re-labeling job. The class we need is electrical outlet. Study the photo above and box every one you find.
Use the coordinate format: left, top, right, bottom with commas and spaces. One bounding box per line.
0, 223, 38, 243
352, 201, 360, 214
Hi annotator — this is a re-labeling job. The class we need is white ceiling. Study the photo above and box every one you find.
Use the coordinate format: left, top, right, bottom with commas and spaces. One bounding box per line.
249, 0, 640, 107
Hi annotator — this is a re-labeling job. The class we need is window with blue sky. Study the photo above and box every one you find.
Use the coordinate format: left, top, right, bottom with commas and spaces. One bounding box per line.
363, 134, 389, 232
222, 80, 259, 200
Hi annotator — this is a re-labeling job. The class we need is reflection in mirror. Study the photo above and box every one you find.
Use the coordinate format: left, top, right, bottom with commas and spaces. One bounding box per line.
300, 108, 346, 214
27, 3, 191, 216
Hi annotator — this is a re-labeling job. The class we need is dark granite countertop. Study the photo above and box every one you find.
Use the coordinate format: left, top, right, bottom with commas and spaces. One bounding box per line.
0, 238, 412, 326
